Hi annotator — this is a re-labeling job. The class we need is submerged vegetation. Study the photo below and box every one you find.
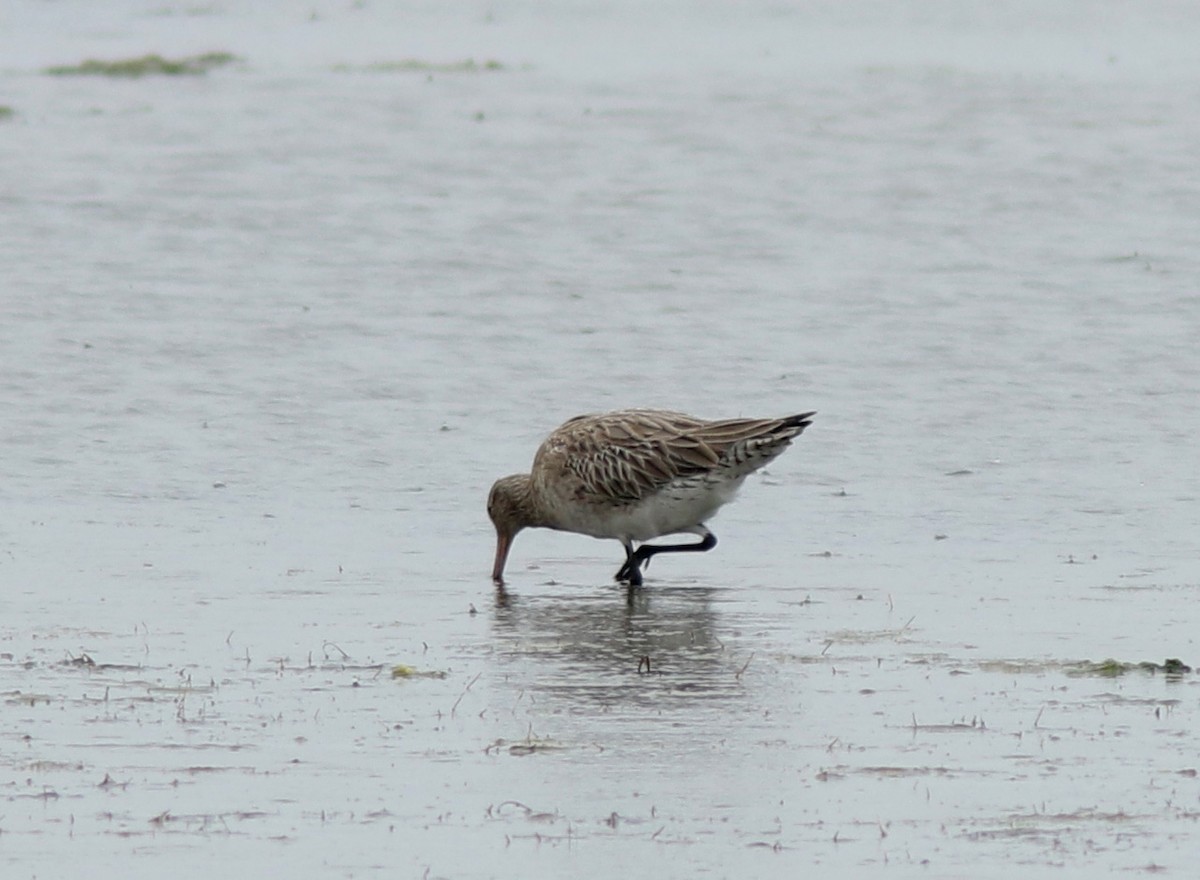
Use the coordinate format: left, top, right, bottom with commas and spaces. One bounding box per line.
333, 58, 504, 74
977, 657, 1193, 679
44, 52, 237, 77
1067, 658, 1192, 678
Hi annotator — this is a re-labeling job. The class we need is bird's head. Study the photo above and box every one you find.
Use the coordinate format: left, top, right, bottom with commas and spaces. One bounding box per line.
487, 474, 535, 585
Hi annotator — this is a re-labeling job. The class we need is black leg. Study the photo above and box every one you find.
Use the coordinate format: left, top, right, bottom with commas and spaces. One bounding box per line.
615, 528, 717, 585
633, 529, 717, 569
614, 540, 642, 586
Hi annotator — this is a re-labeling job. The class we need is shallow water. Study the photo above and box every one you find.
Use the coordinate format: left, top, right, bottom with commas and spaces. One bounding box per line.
3, 1, 1200, 877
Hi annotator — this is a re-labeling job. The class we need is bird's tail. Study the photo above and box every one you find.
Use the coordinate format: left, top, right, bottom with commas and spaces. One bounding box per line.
697, 411, 815, 476
779, 411, 816, 437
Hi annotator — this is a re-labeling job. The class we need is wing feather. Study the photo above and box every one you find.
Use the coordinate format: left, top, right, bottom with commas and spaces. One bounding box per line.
533, 409, 814, 504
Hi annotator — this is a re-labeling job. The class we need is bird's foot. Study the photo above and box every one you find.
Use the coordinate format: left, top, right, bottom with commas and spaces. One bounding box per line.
615, 553, 643, 585
614, 564, 643, 587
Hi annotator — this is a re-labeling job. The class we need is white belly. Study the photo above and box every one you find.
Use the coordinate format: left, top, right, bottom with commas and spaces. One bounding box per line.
564, 476, 745, 542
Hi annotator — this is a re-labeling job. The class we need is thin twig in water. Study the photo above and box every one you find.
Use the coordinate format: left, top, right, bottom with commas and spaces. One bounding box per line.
323, 641, 350, 660
735, 653, 755, 679
451, 672, 482, 717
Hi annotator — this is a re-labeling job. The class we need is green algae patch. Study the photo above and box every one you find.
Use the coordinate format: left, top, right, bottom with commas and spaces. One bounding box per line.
0, 106, 14, 120
390, 664, 448, 680
44, 52, 237, 78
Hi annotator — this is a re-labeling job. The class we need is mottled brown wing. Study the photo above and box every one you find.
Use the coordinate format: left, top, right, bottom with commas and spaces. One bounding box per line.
542, 410, 723, 503
695, 412, 815, 472
680, 416, 800, 456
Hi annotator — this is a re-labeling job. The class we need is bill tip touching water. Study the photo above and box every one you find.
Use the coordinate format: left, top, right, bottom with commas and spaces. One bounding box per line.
487, 408, 815, 588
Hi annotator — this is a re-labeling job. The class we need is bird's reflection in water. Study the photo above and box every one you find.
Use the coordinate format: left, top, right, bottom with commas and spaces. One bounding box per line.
489, 580, 749, 712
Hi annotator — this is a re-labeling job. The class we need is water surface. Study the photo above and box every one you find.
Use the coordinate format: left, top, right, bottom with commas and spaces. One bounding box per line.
2, 2, 1199, 877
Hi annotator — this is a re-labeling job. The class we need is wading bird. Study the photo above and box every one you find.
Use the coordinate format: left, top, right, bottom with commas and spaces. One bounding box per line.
487, 409, 814, 587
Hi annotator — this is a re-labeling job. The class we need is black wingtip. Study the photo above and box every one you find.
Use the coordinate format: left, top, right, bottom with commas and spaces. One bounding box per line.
784, 411, 816, 431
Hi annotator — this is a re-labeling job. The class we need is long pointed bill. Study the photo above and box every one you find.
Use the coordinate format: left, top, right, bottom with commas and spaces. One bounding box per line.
492, 530, 512, 585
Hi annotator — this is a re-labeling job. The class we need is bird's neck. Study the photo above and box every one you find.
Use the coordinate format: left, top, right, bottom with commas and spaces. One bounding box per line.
505, 473, 552, 530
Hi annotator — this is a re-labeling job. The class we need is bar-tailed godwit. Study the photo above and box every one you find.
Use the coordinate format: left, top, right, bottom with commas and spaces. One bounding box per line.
487, 409, 815, 587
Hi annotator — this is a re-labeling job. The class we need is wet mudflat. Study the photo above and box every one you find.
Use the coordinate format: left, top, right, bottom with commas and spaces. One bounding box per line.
3, 1, 1200, 877
4, 563, 1197, 878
